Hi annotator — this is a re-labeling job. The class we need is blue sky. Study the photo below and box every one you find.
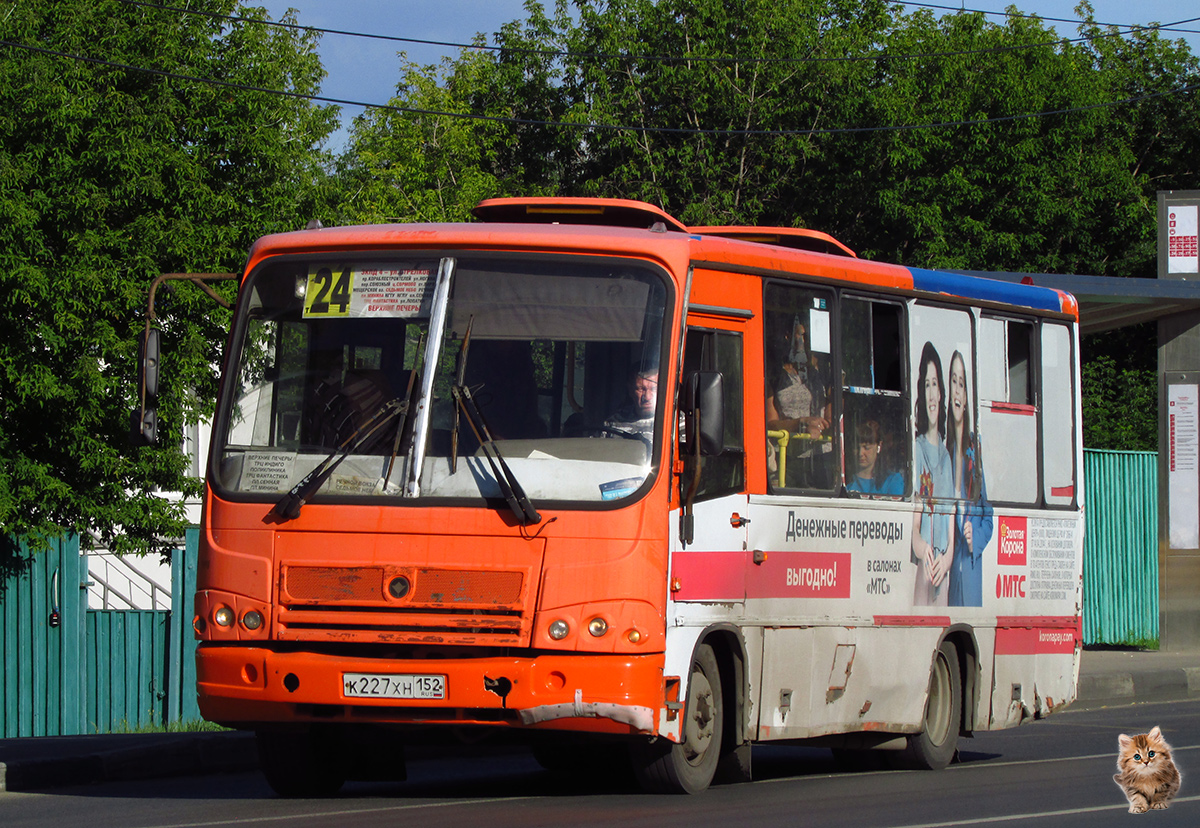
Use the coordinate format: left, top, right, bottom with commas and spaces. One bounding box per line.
258, 1, 1200, 152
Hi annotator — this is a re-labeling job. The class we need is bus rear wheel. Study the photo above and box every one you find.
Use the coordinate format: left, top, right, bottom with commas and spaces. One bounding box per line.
256, 726, 346, 798
630, 643, 723, 794
896, 639, 961, 770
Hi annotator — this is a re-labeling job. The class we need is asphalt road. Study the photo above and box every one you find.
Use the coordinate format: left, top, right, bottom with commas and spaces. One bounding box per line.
4, 699, 1200, 828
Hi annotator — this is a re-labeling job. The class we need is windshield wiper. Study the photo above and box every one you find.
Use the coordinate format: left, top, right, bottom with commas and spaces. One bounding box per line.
452, 383, 541, 525
449, 316, 473, 475
271, 397, 407, 520
448, 318, 540, 526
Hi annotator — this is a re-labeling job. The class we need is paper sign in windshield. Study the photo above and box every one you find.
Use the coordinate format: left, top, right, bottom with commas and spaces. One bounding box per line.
303, 265, 435, 318
241, 452, 296, 493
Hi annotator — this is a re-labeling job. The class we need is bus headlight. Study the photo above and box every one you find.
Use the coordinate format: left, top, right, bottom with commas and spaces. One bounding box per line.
587, 617, 609, 637
548, 619, 570, 640
241, 610, 264, 631
213, 606, 235, 628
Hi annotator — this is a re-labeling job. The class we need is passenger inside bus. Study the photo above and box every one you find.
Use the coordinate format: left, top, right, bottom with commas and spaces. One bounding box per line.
846, 418, 904, 496
766, 314, 833, 488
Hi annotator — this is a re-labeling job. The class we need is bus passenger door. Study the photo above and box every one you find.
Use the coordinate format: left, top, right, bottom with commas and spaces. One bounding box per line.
670, 321, 749, 614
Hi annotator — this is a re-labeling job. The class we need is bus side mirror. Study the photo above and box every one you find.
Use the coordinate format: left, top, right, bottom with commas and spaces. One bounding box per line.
681, 370, 724, 456
130, 406, 158, 446
130, 328, 161, 446
140, 328, 160, 399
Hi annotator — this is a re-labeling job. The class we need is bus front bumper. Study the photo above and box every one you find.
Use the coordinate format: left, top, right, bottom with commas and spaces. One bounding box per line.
196, 645, 665, 735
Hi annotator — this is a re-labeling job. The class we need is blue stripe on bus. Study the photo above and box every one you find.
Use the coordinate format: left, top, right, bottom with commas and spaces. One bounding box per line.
908, 268, 1064, 312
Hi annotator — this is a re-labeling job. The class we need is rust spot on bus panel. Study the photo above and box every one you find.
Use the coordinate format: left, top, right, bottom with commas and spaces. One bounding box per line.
861, 721, 915, 732
826, 644, 855, 703
284, 565, 384, 602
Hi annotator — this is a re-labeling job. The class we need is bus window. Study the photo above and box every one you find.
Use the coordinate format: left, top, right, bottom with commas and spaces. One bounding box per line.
225, 295, 423, 454
764, 284, 836, 492
977, 316, 1038, 504
842, 298, 907, 497
1042, 323, 1075, 506
842, 297, 903, 393
682, 328, 745, 500
216, 255, 671, 506
1008, 322, 1033, 405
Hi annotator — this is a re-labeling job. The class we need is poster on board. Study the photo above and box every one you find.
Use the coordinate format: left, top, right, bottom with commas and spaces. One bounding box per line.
1168, 383, 1199, 549
1168, 205, 1199, 275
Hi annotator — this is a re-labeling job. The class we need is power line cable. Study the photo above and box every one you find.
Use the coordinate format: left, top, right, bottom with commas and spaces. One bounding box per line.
113, 0, 1200, 67
2, 35, 1195, 137
903, 1, 1200, 35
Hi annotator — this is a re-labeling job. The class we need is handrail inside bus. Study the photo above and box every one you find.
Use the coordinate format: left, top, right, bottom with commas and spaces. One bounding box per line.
767, 429, 833, 489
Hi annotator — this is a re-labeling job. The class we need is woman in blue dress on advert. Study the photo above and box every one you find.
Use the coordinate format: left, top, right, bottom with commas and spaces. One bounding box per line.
946, 349, 993, 607
912, 341, 954, 606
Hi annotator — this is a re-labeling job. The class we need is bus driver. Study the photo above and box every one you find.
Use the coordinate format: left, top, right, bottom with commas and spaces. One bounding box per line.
604, 362, 658, 440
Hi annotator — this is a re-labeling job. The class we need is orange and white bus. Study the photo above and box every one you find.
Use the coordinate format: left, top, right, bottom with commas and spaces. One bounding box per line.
177, 197, 1083, 795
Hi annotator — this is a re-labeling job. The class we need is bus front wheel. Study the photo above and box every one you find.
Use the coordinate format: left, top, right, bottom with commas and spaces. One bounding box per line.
896, 639, 961, 770
630, 643, 723, 794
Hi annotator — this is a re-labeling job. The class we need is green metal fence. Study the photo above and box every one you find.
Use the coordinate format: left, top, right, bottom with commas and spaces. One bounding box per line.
86, 609, 173, 732
1083, 449, 1159, 648
0, 536, 88, 737
169, 529, 201, 725
0, 529, 199, 736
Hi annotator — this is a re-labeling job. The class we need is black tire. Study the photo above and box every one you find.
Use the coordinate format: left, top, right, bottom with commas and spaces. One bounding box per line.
630, 643, 723, 794
895, 640, 961, 770
256, 727, 346, 798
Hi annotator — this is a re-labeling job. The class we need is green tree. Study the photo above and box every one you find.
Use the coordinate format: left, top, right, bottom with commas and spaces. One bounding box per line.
0, 1, 337, 554
1081, 352, 1158, 450
334, 3, 574, 224
338, 0, 1196, 449
558, 0, 894, 225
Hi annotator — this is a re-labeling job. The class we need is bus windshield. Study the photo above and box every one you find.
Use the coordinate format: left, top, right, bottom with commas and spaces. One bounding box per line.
213, 254, 669, 508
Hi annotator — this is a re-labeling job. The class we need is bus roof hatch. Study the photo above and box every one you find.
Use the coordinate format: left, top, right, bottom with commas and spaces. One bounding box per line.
473, 197, 690, 233
688, 226, 857, 258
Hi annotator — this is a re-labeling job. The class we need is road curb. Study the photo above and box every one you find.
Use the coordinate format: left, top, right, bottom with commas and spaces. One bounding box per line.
0, 732, 258, 793
1077, 667, 1200, 705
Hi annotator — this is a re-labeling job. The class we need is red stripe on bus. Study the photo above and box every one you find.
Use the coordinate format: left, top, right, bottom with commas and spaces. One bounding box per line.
995, 616, 1080, 629
670, 551, 745, 601
872, 616, 952, 627
987, 402, 1037, 416
995, 626, 1077, 655
994, 616, 1081, 655
1050, 485, 1074, 498
672, 550, 852, 601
